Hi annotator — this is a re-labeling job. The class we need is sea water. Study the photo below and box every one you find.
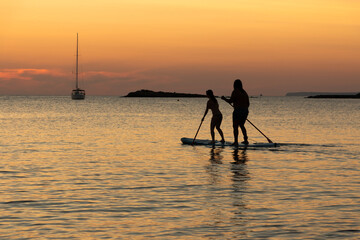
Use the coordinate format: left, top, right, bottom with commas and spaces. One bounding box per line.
0, 96, 359, 239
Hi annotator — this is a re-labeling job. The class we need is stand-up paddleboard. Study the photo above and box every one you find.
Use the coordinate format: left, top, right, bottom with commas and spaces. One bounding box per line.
181, 137, 278, 147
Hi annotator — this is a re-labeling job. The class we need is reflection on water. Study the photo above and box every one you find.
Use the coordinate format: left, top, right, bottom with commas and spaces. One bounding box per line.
1, 96, 359, 239
231, 149, 250, 188
209, 146, 224, 164
205, 147, 251, 238
232, 148, 248, 164
206, 147, 224, 185
230, 148, 250, 214
230, 148, 250, 238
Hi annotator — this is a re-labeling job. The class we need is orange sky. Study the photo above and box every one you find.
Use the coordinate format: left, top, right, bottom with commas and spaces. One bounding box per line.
1, 0, 359, 96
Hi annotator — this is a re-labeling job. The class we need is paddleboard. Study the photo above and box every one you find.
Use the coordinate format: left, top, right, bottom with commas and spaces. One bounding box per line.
181, 137, 278, 147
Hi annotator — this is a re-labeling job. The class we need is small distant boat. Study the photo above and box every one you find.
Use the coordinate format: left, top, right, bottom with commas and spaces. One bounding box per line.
71, 33, 85, 100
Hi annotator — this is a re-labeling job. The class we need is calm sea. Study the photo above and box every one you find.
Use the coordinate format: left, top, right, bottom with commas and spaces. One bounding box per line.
0, 96, 359, 239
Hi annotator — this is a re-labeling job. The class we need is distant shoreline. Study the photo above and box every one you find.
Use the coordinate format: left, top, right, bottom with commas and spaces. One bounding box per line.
286, 92, 358, 97
307, 93, 360, 99
124, 89, 206, 98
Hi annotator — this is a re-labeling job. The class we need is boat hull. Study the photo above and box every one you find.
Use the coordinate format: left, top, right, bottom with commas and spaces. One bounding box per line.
71, 89, 86, 100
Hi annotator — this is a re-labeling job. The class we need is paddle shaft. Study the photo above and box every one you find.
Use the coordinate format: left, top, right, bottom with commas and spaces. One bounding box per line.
223, 100, 273, 143
246, 119, 273, 143
192, 119, 204, 145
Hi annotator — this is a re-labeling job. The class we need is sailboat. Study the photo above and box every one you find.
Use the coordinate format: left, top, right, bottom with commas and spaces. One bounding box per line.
71, 33, 85, 100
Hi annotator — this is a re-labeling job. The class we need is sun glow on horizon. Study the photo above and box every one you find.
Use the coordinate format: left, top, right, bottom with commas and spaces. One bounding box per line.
1, 0, 359, 96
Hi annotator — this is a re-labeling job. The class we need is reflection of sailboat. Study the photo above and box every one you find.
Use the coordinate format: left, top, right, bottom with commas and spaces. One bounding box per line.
71, 33, 85, 100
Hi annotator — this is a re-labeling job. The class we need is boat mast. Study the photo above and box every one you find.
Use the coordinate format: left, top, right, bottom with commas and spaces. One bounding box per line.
76, 33, 79, 89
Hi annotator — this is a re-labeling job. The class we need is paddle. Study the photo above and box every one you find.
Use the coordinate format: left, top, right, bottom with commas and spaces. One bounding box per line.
222, 100, 274, 143
245, 119, 273, 143
192, 118, 204, 145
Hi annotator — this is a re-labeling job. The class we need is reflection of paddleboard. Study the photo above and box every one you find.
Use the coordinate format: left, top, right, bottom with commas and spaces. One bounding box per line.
181, 137, 278, 147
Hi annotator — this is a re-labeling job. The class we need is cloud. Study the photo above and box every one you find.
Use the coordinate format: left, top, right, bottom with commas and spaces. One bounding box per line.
0, 68, 71, 95
0, 67, 180, 95
0, 69, 48, 80
0, 68, 67, 80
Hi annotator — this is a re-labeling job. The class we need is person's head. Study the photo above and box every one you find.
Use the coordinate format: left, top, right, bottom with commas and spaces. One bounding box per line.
233, 79, 243, 90
206, 89, 217, 103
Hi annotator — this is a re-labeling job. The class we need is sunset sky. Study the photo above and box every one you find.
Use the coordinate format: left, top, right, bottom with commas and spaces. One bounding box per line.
1, 0, 359, 96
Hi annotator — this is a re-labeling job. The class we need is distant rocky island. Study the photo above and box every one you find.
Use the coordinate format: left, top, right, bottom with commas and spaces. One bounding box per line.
307, 93, 360, 99
124, 89, 206, 98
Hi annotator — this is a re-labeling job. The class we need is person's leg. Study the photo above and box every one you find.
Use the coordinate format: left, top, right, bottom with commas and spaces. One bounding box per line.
240, 112, 249, 144
215, 115, 225, 142
240, 123, 248, 144
233, 120, 239, 145
210, 118, 216, 143
232, 111, 239, 145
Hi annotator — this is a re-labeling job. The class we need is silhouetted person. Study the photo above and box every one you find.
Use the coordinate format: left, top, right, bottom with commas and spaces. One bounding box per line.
202, 90, 225, 144
221, 79, 250, 145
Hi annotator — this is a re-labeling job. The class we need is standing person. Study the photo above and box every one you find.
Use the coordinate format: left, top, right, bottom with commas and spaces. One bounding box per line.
221, 79, 250, 145
202, 90, 225, 144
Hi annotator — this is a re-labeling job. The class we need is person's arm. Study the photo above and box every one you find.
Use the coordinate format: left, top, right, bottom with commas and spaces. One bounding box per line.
221, 95, 229, 103
202, 101, 210, 121
221, 92, 234, 105
245, 91, 250, 107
